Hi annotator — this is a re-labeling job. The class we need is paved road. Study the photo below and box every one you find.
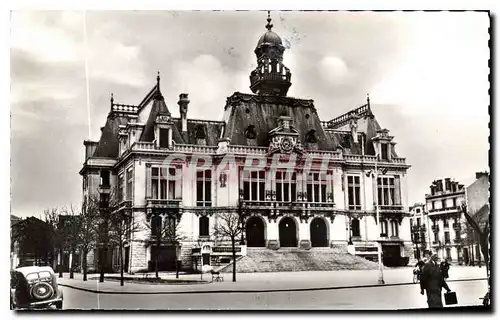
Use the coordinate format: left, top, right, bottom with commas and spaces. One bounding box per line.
62, 279, 488, 310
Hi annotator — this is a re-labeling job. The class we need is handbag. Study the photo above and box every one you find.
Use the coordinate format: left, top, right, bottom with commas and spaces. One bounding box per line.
444, 291, 458, 305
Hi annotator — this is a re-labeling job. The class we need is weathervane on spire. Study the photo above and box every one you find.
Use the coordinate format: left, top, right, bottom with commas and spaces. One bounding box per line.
367, 93, 371, 107
266, 10, 273, 31
110, 93, 114, 105
157, 71, 161, 86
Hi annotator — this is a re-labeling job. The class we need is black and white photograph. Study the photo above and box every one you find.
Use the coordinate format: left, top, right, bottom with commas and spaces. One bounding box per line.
7, 4, 491, 311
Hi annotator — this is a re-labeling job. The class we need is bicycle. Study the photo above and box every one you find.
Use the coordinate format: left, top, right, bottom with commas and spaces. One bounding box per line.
412, 268, 421, 284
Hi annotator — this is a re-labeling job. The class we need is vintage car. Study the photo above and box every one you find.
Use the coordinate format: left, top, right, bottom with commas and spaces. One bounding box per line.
10, 266, 63, 310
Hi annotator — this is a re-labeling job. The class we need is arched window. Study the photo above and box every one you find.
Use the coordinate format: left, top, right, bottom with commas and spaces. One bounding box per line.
195, 125, 206, 139
199, 216, 209, 237
305, 130, 317, 143
245, 125, 257, 139
390, 220, 399, 237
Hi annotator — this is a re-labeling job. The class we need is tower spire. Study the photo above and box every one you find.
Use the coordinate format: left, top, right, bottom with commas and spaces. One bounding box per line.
266, 10, 273, 31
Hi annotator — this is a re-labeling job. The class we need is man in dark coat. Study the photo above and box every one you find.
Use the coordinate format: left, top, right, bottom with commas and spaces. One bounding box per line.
440, 259, 450, 279
420, 253, 452, 308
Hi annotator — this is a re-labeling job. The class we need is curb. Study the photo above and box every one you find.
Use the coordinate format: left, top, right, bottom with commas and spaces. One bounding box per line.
59, 277, 487, 295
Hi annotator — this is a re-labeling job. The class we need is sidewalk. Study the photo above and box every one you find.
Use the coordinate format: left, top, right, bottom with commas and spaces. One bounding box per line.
58, 266, 488, 294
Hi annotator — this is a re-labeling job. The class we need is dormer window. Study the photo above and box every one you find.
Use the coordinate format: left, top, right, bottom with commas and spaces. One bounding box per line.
305, 130, 317, 143
195, 126, 206, 139
159, 128, 169, 148
245, 125, 257, 139
381, 143, 389, 160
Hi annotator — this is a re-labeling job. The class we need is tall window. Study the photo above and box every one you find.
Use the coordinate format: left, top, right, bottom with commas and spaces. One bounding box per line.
100, 170, 110, 187
151, 167, 177, 200
442, 199, 446, 209
377, 177, 398, 205
199, 216, 209, 237
275, 171, 296, 202
306, 172, 328, 202
445, 231, 450, 243
243, 170, 265, 201
443, 219, 449, 228
351, 218, 360, 237
431, 201, 435, 210
381, 220, 388, 236
151, 215, 162, 237
159, 128, 169, 148
390, 220, 399, 237
446, 248, 452, 260
126, 167, 134, 200
118, 174, 124, 201
196, 170, 212, 207
347, 175, 361, 210
452, 198, 457, 207
417, 217, 421, 226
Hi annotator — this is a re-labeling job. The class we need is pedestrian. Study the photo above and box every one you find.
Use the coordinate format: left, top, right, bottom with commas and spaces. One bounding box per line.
420, 252, 452, 308
440, 259, 450, 279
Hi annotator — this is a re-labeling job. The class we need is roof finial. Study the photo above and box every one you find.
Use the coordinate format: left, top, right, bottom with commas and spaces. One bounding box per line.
110, 93, 114, 105
266, 10, 273, 31
366, 93, 371, 107
157, 71, 160, 86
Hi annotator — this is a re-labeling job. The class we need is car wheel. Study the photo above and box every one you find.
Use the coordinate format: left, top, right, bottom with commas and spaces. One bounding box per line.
55, 301, 63, 310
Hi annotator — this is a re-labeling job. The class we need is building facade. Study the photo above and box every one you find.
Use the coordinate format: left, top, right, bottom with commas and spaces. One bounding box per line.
423, 178, 466, 263
409, 203, 429, 260
80, 14, 413, 273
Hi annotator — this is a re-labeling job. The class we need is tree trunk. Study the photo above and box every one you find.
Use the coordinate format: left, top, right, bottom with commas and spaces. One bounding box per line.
99, 247, 106, 283
232, 237, 236, 282
155, 237, 160, 279
175, 244, 179, 279
69, 249, 74, 279
58, 248, 63, 278
120, 243, 124, 286
83, 248, 88, 281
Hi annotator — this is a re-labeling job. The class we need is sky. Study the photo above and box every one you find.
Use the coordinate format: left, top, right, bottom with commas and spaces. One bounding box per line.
10, 10, 490, 218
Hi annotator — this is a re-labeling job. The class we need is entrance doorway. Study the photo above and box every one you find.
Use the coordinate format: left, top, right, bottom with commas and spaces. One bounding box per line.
279, 217, 297, 247
310, 218, 328, 247
246, 216, 266, 247
149, 246, 176, 271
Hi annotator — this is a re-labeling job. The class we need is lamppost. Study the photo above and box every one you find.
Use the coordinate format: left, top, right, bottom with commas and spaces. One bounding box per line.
369, 162, 385, 285
175, 241, 182, 279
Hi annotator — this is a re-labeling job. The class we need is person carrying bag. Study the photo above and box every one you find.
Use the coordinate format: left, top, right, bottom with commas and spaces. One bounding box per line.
420, 252, 455, 308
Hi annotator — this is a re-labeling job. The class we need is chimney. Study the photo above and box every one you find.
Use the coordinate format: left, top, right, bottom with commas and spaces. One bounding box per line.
178, 93, 190, 132
349, 114, 359, 143
476, 171, 489, 179
84, 140, 98, 160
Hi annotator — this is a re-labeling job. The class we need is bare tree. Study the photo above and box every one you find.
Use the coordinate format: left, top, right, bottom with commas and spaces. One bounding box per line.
109, 210, 142, 286
212, 205, 245, 282
44, 208, 64, 277
79, 195, 100, 281
60, 204, 81, 279
144, 214, 184, 279
460, 203, 490, 288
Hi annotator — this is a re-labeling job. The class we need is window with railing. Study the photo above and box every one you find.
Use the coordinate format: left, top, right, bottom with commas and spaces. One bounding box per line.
377, 176, 401, 205
275, 171, 296, 202
243, 170, 266, 201
306, 172, 328, 202
151, 167, 177, 200
390, 220, 399, 237
196, 169, 212, 207
347, 175, 361, 210
126, 167, 134, 200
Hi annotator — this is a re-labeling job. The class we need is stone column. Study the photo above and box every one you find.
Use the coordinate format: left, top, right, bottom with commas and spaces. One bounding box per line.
299, 218, 311, 249
266, 216, 279, 249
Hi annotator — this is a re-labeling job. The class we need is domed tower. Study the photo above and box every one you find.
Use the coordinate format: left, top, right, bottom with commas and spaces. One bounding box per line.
249, 12, 292, 96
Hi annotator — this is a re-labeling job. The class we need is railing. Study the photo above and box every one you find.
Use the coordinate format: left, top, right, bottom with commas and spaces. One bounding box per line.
242, 199, 335, 209
147, 199, 182, 207
391, 157, 406, 164
327, 104, 370, 128
172, 144, 217, 154
227, 146, 267, 155
213, 247, 242, 253
454, 237, 462, 243
379, 205, 404, 211
132, 142, 156, 151
428, 206, 462, 213
112, 104, 139, 114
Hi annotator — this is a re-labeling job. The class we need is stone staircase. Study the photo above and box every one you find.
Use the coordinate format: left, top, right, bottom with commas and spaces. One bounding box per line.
219, 247, 381, 273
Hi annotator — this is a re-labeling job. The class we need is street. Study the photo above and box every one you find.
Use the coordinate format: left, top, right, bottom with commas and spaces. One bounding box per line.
61, 279, 487, 310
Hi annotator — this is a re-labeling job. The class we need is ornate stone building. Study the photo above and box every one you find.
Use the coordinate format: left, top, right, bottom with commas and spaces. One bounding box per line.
409, 203, 429, 260
80, 13, 412, 273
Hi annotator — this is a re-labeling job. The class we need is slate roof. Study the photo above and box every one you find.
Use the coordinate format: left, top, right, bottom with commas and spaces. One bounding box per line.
92, 114, 128, 158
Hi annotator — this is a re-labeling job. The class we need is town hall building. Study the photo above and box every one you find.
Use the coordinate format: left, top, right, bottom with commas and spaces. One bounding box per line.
80, 13, 413, 273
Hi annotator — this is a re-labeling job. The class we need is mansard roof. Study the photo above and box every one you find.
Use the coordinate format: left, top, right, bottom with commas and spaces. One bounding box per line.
92, 114, 129, 158
172, 119, 224, 146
